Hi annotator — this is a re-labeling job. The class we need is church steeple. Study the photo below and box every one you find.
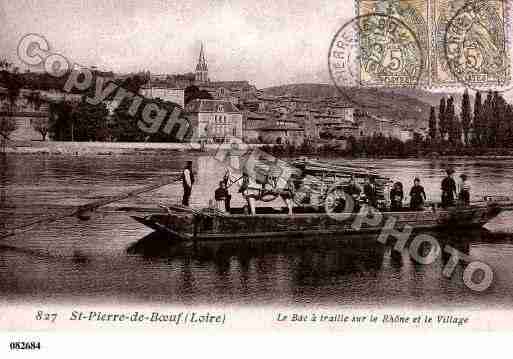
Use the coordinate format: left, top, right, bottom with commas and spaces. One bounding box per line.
195, 42, 209, 83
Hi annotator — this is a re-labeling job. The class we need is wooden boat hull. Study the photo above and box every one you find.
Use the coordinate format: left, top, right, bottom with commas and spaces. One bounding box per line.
132, 201, 513, 242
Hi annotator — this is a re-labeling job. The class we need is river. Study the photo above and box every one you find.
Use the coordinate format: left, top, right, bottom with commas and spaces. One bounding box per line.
1, 152, 512, 308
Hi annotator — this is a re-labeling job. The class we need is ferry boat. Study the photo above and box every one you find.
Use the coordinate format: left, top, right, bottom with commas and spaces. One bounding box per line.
131, 159, 513, 242
131, 198, 513, 242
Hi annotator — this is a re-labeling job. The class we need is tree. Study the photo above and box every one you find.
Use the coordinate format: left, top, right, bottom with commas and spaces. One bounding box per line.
0, 59, 11, 71
455, 114, 462, 145
438, 97, 446, 140
0, 59, 22, 145
461, 89, 472, 145
111, 98, 146, 142
71, 98, 109, 141
49, 101, 73, 140
1, 75, 22, 109
184, 85, 213, 105
446, 96, 458, 144
32, 117, 49, 141
492, 91, 506, 147
482, 91, 494, 146
25, 90, 44, 110
429, 106, 437, 141
146, 97, 189, 142
505, 104, 513, 148
473, 91, 482, 145
119, 74, 149, 94
0, 60, 23, 113
0, 117, 17, 140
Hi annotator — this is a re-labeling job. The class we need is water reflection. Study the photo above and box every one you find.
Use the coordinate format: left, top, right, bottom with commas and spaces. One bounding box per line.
2, 154, 513, 306
124, 229, 513, 306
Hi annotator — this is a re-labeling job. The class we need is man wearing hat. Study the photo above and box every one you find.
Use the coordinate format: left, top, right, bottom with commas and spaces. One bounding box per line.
459, 174, 471, 206
181, 160, 195, 207
441, 168, 457, 208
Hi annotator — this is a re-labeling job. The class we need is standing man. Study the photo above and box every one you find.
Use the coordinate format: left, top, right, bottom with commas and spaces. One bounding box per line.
459, 174, 471, 206
240, 172, 260, 215
182, 160, 194, 207
345, 176, 363, 212
363, 176, 378, 208
214, 181, 230, 213
409, 177, 426, 210
441, 168, 457, 208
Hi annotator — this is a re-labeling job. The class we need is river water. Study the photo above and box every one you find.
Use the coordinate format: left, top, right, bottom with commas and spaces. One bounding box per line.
1, 152, 513, 308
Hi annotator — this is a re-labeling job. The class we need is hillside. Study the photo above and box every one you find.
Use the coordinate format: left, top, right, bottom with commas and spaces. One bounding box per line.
262, 83, 463, 129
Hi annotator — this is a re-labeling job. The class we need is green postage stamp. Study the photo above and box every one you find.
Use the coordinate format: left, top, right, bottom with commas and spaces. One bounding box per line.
336, 0, 512, 88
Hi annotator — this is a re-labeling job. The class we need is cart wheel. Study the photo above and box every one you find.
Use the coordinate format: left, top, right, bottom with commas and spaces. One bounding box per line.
291, 190, 308, 206
324, 185, 351, 214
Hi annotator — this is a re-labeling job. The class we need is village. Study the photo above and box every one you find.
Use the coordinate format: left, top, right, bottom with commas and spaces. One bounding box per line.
0, 44, 423, 148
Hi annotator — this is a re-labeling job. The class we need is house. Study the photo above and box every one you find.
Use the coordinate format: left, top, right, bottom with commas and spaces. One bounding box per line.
240, 99, 266, 113
288, 108, 358, 140
254, 116, 305, 145
400, 129, 414, 142
317, 117, 359, 139
139, 86, 185, 108
290, 111, 319, 139
0, 88, 50, 141
200, 81, 256, 104
356, 112, 402, 139
39, 89, 82, 103
259, 117, 304, 145
241, 111, 305, 145
243, 111, 270, 143
185, 99, 243, 143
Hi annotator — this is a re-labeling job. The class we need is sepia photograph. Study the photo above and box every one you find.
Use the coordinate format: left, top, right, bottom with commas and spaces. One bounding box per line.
1, 1, 513, 347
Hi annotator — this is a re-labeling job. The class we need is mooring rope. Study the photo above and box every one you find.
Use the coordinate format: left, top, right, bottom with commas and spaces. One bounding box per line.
0, 174, 182, 241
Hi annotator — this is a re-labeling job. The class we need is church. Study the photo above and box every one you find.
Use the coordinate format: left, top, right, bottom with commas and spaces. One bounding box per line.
193, 43, 257, 104
184, 43, 252, 144
195, 43, 209, 84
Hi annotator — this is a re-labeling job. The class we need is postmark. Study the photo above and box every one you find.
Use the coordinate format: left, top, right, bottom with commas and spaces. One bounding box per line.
328, 13, 426, 105
437, 0, 511, 89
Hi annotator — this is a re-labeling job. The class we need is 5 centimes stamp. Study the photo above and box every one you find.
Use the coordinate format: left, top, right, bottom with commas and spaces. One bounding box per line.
357, 0, 430, 86
435, 0, 511, 88
328, 13, 426, 105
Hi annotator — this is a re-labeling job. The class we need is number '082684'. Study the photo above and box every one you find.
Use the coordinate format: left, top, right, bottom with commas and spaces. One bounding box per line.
10, 341, 41, 350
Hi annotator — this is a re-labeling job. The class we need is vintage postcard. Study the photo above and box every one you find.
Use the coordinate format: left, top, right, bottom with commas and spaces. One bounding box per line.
2, 0, 513, 354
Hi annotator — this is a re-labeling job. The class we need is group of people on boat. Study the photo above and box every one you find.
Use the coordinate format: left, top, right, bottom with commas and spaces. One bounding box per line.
180, 161, 472, 215
388, 178, 427, 211
388, 168, 471, 211
339, 174, 428, 212
443, 168, 471, 207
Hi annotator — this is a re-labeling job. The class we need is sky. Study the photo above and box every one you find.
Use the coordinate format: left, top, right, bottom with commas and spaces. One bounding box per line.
0, 0, 355, 88
1, 0, 512, 101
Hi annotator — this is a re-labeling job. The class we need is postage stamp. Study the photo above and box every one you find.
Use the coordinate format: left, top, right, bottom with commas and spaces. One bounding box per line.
357, 0, 429, 86
330, 0, 511, 90
434, 0, 511, 88
328, 13, 426, 102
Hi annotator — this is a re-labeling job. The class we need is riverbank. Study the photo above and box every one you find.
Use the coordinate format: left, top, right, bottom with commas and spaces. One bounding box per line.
3, 140, 245, 156
4, 140, 513, 160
